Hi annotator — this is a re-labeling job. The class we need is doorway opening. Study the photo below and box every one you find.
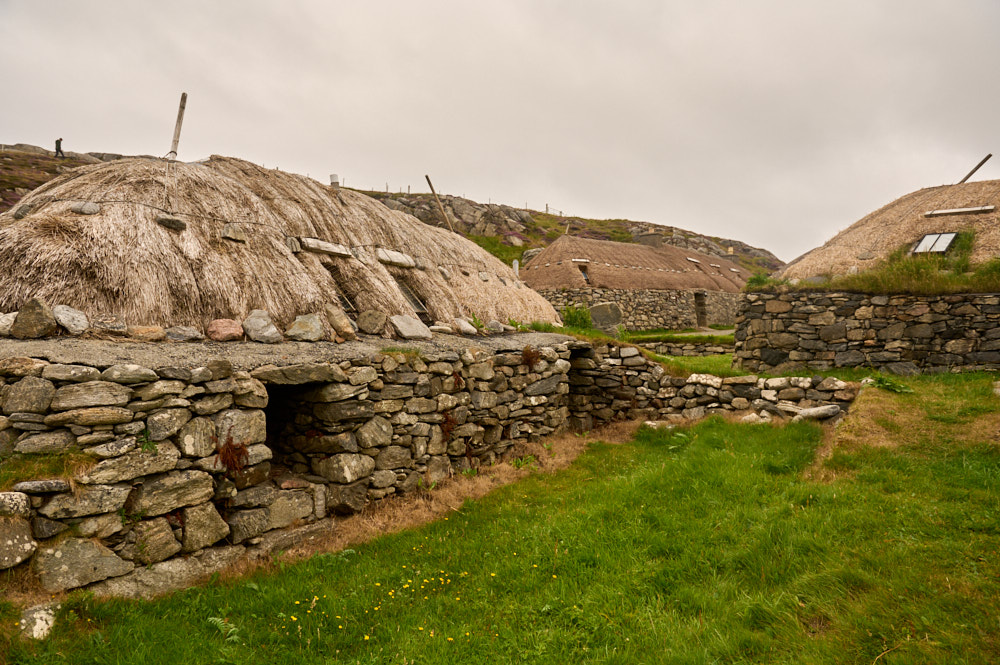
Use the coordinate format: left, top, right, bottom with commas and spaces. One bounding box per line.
694, 291, 707, 328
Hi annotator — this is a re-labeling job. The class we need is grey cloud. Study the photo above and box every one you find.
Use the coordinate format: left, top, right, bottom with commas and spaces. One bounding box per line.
3, 0, 1000, 261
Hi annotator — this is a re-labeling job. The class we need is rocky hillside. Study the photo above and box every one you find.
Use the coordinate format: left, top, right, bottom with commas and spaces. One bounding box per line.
365, 191, 782, 273
0, 144, 782, 273
0, 143, 144, 211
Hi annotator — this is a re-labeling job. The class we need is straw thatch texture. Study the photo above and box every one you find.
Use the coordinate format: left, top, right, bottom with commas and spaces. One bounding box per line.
520, 235, 746, 292
0, 156, 558, 329
780, 180, 1000, 280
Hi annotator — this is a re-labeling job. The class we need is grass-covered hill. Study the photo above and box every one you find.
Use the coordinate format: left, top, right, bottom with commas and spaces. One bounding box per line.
0, 145, 98, 211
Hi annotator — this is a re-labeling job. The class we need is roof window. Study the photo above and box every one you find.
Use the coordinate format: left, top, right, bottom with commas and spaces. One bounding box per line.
336, 291, 357, 313
393, 276, 430, 322
912, 232, 958, 254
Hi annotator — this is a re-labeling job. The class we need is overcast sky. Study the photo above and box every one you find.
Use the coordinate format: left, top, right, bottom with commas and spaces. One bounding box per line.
3, 1, 1000, 262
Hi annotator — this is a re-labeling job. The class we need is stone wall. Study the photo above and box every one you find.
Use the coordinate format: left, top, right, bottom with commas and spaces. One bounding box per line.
0, 337, 856, 599
634, 341, 734, 357
537, 288, 740, 331
735, 291, 1000, 373
564, 342, 856, 430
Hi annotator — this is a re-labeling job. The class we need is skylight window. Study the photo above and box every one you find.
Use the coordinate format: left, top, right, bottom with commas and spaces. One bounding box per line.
686, 257, 701, 264
912, 232, 958, 254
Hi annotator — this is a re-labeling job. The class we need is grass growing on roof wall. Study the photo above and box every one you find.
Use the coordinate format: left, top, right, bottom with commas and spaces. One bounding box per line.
7, 372, 1000, 664
749, 231, 1000, 295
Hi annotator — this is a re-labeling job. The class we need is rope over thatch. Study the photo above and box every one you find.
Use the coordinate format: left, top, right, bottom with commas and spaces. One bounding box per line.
520, 235, 746, 292
780, 179, 1000, 280
0, 156, 558, 329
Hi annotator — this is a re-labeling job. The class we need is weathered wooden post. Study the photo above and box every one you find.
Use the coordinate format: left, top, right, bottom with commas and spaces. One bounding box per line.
425, 175, 454, 232
166, 92, 187, 160
958, 153, 992, 184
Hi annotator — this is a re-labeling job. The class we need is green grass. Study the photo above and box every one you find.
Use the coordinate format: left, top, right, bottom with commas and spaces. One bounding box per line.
0, 452, 91, 491
6, 375, 1000, 664
749, 231, 1000, 295
623, 332, 735, 345
653, 353, 742, 377
466, 234, 524, 265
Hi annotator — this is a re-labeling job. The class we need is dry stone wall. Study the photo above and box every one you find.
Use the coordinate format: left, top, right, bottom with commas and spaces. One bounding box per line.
0, 337, 856, 599
735, 291, 1000, 374
537, 288, 739, 331
634, 341, 734, 357
564, 342, 856, 430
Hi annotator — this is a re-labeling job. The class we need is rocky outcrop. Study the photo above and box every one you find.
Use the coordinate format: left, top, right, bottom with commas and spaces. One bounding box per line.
367, 192, 782, 272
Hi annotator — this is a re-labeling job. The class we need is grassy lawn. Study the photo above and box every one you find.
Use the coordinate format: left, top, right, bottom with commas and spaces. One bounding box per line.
4, 372, 1000, 664
654, 353, 741, 377
624, 332, 736, 345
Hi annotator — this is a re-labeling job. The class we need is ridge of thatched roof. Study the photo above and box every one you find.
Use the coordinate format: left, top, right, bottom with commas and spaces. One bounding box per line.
520, 235, 746, 292
0, 156, 558, 329
780, 179, 1000, 280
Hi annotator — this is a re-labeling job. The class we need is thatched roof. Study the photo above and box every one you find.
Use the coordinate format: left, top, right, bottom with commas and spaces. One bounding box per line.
780, 179, 1000, 280
520, 235, 746, 292
0, 156, 558, 329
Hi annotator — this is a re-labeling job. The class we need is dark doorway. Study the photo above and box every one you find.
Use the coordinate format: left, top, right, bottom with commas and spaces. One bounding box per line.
694, 292, 707, 328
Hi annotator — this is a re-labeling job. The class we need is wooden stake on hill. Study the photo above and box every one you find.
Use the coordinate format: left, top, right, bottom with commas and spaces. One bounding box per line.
958, 153, 992, 184
425, 175, 454, 232
166, 92, 188, 160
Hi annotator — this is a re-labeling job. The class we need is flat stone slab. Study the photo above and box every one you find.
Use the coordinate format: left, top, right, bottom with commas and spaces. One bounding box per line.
0, 517, 37, 569
0, 332, 574, 373
125, 470, 214, 517
38, 483, 132, 519
390, 315, 432, 340
89, 545, 244, 599
33, 538, 134, 592
76, 442, 180, 484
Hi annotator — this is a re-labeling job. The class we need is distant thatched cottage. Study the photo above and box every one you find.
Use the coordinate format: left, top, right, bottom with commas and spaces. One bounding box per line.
779, 179, 1000, 280
0, 156, 558, 333
520, 235, 746, 330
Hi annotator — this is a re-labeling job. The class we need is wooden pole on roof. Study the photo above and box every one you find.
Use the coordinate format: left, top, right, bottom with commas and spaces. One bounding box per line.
958, 153, 992, 184
166, 92, 187, 160
424, 175, 454, 232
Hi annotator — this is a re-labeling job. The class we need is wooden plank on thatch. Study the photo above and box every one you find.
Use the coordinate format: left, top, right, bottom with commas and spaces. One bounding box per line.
376, 248, 416, 268
924, 205, 995, 217
300, 237, 352, 257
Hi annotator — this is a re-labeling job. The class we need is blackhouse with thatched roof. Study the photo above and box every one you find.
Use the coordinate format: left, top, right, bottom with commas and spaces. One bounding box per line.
521, 235, 746, 330
0, 156, 558, 335
779, 179, 1000, 281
